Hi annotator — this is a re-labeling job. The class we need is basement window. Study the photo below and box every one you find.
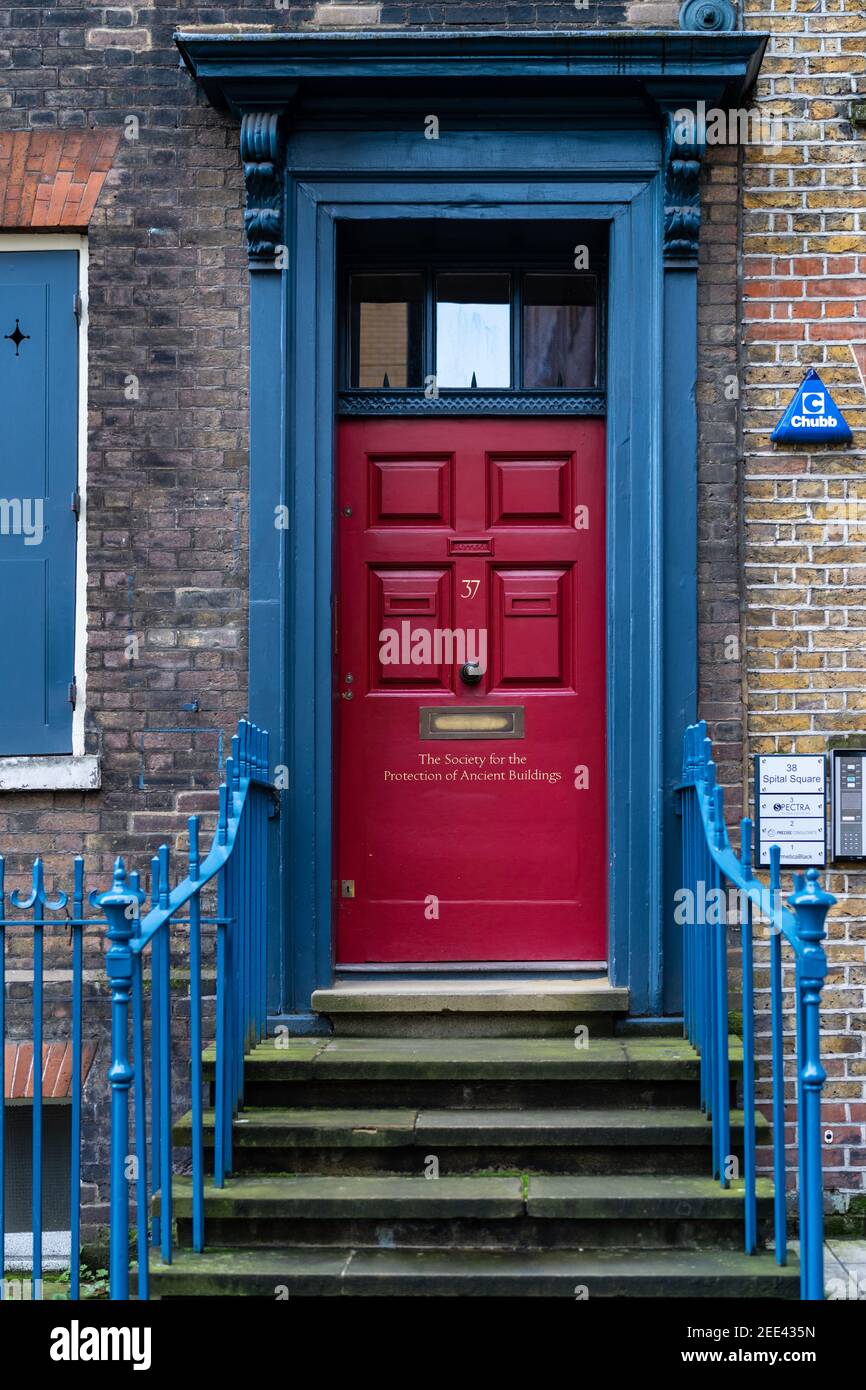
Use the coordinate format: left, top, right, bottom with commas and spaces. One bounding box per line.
3, 1104, 72, 1270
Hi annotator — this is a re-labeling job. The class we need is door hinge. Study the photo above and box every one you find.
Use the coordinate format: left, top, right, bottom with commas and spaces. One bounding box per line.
67, 677, 77, 709
71, 488, 81, 520
73, 291, 82, 325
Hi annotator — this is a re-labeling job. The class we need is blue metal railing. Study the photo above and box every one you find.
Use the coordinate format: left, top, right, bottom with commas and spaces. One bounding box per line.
0, 717, 273, 1301
96, 717, 273, 1300
680, 720, 833, 1300
0, 857, 96, 1299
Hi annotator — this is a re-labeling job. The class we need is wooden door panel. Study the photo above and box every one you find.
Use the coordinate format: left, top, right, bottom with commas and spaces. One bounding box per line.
337, 418, 606, 964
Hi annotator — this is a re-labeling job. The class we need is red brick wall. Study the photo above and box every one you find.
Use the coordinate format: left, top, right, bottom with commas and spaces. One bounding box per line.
0, 130, 119, 229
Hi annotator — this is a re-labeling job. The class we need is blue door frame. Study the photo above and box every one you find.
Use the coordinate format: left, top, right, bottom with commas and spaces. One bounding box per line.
176, 28, 767, 1023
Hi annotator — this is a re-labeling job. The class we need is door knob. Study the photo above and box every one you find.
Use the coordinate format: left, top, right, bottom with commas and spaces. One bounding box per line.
460, 661, 483, 685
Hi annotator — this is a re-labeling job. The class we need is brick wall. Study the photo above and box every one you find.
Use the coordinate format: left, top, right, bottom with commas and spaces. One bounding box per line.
698, 143, 746, 822
737, 0, 866, 1221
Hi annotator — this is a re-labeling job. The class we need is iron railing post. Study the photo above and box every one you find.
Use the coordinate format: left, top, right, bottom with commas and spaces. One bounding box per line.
98, 857, 137, 1302
739, 818, 757, 1253
789, 868, 833, 1300
768, 844, 788, 1266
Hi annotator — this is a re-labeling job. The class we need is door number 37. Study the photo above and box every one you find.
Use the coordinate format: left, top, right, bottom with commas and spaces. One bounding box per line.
461, 579, 481, 599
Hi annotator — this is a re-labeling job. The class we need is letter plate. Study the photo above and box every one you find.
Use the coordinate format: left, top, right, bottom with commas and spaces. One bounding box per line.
448, 537, 494, 556
419, 707, 525, 740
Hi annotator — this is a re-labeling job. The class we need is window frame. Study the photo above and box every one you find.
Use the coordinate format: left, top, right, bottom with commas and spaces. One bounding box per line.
0, 233, 98, 789
338, 236, 607, 415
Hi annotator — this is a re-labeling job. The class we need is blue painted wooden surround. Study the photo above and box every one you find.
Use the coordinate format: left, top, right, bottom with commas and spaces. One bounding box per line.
175, 29, 767, 1023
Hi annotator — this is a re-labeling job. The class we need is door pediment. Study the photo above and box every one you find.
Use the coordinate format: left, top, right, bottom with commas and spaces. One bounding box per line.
175, 27, 766, 116
177, 27, 767, 272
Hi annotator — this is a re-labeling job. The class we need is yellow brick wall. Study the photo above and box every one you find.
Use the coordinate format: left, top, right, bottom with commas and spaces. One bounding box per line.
726, 0, 866, 1212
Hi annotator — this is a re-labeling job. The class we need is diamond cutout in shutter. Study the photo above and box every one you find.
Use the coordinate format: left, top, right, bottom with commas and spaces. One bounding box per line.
3, 319, 29, 356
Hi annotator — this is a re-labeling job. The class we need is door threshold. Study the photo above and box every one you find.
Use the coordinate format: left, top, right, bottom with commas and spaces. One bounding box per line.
335, 960, 608, 976
314, 972, 628, 1019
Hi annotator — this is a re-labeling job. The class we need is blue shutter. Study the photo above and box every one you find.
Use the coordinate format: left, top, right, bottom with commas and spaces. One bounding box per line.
0, 250, 79, 755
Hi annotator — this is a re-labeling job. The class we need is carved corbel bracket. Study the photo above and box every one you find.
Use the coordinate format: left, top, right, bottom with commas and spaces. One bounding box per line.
660, 104, 706, 266
240, 109, 289, 270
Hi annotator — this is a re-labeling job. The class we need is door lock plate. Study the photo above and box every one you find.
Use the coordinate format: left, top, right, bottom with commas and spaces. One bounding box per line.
341, 879, 355, 898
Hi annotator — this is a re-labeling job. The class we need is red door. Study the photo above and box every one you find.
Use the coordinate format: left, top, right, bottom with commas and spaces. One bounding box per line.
336, 418, 606, 964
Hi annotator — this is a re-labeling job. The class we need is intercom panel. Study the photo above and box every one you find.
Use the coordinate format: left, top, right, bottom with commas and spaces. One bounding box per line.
833, 751, 866, 860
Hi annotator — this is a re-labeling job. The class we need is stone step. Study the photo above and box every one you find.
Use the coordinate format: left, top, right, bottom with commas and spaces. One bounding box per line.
312, 979, 629, 1037
165, 1172, 774, 1252
173, 1105, 767, 1176
219, 1036, 722, 1079
149, 1245, 800, 1298
167, 1171, 774, 1219
170, 1173, 525, 1220
204, 1036, 738, 1109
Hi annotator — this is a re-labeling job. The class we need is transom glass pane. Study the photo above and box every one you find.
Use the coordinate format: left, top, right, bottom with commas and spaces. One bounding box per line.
350, 273, 423, 388
522, 275, 597, 389
435, 274, 511, 389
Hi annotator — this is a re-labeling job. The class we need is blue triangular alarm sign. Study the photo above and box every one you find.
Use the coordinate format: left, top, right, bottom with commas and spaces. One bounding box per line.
771, 367, 852, 444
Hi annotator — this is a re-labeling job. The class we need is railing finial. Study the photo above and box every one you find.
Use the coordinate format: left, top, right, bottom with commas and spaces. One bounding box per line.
740, 817, 753, 878
12, 857, 68, 912
188, 816, 201, 882
217, 784, 229, 845
701, 738, 713, 784
705, 760, 717, 826
789, 866, 835, 936
713, 784, 726, 851
73, 856, 84, 916
252, 723, 261, 777
683, 723, 699, 780
158, 845, 170, 911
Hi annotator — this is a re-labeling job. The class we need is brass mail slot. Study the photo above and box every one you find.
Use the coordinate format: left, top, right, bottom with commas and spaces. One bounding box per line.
419, 706, 525, 740
448, 537, 494, 556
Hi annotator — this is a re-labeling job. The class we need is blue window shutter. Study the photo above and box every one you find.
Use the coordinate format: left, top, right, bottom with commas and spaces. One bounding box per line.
0, 250, 79, 755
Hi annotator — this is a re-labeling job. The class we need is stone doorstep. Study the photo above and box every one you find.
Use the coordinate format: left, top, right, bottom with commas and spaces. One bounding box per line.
311, 977, 629, 1015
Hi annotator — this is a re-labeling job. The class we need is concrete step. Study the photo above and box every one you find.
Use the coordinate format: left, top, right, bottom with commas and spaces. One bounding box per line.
167, 1173, 775, 1252
204, 1036, 738, 1109
312, 978, 629, 1037
173, 1105, 768, 1176
149, 1244, 800, 1298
